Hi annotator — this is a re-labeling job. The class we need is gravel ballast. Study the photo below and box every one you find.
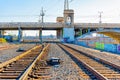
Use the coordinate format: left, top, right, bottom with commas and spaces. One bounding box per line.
47, 43, 84, 80
65, 44, 120, 66
0, 44, 36, 63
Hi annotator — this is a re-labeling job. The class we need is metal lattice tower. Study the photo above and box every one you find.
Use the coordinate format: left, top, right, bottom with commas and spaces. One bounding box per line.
64, 0, 69, 10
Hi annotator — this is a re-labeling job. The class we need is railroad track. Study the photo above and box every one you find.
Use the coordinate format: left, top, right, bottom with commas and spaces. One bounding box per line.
27, 44, 51, 80
58, 44, 120, 80
0, 44, 50, 80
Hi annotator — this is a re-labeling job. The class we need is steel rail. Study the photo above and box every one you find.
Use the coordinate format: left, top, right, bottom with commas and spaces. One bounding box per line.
0, 45, 43, 79
18, 44, 50, 80
58, 44, 120, 80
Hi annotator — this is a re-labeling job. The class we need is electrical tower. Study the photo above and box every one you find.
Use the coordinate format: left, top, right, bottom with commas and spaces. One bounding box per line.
98, 11, 103, 31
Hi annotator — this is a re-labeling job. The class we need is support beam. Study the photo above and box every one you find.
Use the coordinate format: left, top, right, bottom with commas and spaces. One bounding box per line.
63, 28, 75, 42
39, 29, 42, 43
86, 29, 88, 33
80, 29, 83, 36
88, 28, 91, 33
57, 29, 63, 39
0, 30, 2, 37
0, 30, 4, 38
18, 27, 22, 42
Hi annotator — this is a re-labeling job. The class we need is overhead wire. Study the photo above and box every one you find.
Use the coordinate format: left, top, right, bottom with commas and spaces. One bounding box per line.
0, 0, 119, 22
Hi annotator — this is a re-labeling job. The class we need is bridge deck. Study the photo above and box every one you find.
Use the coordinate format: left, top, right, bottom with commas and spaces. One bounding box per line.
0, 22, 120, 30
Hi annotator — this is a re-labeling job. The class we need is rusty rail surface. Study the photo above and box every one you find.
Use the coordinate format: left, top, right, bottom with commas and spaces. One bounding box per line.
19, 44, 50, 80
58, 44, 120, 80
0, 44, 49, 80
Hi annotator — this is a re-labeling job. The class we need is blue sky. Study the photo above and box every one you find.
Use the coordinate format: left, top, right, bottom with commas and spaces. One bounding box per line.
0, 0, 120, 23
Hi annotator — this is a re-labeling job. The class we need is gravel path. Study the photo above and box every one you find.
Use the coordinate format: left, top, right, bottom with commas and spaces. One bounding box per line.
65, 44, 120, 67
0, 44, 36, 63
47, 43, 84, 80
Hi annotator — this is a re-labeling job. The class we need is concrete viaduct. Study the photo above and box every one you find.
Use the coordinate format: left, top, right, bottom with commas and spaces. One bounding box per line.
0, 9, 120, 42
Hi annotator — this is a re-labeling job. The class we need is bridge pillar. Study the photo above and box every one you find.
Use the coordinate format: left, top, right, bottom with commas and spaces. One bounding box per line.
63, 28, 75, 42
18, 27, 22, 42
88, 28, 91, 33
0, 30, 4, 38
57, 29, 63, 39
80, 29, 83, 36
39, 29, 42, 43
63, 9, 75, 42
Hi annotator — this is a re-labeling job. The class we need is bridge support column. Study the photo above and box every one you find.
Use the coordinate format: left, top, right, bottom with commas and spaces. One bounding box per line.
63, 27, 75, 42
63, 9, 75, 42
57, 29, 63, 39
39, 29, 42, 43
80, 29, 83, 36
18, 27, 22, 42
0, 30, 4, 38
88, 28, 91, 33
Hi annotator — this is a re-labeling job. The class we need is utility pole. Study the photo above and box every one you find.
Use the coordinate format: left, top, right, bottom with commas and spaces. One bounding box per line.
98, 11, 103, 24
98, 11, 103, 31
40, 7, 45, 24
39, 7, 45, 44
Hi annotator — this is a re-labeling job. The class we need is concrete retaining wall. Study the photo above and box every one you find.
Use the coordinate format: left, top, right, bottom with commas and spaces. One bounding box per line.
75, 40, 120, 54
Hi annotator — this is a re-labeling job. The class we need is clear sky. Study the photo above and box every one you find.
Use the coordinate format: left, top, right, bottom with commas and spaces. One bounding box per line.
0, 0, 120, 23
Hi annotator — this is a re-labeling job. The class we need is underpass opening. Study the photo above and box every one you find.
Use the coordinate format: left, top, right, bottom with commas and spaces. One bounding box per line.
4, 30, 18, 42
3, 30, 62, 43
42, 30, 59, 42
22, 30, 40, 43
